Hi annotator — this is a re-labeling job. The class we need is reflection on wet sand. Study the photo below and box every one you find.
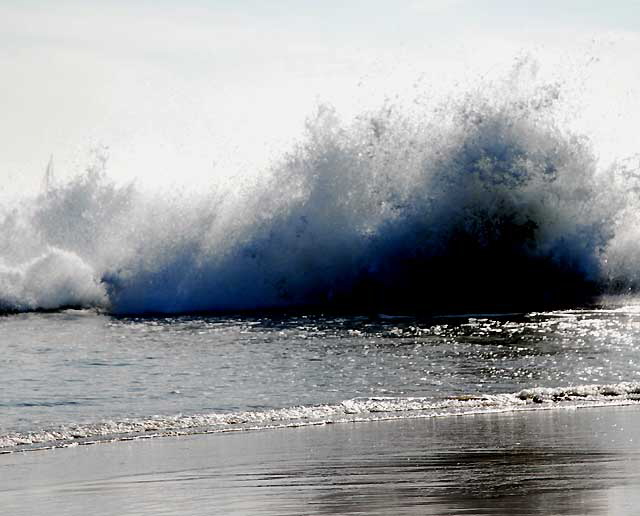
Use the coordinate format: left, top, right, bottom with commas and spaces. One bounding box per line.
291, 449, 614, 515
2, 406, 640, 516
233, 409, 638, 515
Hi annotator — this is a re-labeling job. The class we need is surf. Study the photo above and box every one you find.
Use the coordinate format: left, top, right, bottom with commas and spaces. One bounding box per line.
4, 381, 640, 453
1, 66, 639, 315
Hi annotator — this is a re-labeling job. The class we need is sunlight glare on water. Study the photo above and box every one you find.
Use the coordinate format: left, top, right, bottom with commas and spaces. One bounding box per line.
2, 303, 640, 451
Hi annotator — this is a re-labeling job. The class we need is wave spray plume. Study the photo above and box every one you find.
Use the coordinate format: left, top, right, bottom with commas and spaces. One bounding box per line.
2, 65, 639, 314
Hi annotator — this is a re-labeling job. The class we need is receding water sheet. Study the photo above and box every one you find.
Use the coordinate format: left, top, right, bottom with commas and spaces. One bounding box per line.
3, 407, 640, 516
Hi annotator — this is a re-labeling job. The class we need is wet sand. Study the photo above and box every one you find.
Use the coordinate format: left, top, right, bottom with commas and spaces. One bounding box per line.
2, 405, 640, 515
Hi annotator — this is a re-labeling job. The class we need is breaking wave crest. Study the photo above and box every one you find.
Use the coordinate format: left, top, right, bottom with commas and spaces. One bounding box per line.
2, 66, 640, 314
3, 381, 640, 453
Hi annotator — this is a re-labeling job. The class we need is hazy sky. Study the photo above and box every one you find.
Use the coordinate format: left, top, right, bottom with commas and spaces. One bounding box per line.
2, 1, 639, 197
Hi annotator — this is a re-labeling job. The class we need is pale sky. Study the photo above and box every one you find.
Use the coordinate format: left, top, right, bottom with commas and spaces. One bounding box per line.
1, 1, 639, 197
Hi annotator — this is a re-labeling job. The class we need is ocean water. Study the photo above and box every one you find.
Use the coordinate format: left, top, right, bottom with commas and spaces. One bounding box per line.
2, 305, 640, 453
1, 67, 640, 457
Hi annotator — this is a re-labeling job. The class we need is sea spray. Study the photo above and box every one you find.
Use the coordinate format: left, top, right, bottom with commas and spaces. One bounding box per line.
1, 68, 638, 314
0, 248, 107, 311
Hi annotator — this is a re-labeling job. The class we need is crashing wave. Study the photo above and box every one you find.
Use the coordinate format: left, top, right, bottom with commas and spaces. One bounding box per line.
0, 248, 107, 312
1, 68, 639, 314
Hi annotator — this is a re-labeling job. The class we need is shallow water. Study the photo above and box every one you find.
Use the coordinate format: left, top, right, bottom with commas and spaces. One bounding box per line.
2, 303, 640, 450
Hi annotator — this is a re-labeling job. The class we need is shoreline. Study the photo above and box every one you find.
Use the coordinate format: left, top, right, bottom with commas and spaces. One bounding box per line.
3, 404, 640, 515
3, 394, 640, 455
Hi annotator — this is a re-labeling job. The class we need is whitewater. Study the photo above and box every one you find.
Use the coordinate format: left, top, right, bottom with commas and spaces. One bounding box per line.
2, 66, 639, 316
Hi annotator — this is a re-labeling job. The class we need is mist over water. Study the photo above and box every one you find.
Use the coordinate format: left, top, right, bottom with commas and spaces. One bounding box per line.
1, 61, 639, 314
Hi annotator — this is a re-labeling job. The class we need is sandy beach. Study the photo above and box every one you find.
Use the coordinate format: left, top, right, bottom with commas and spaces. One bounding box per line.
3, 405, 640, 516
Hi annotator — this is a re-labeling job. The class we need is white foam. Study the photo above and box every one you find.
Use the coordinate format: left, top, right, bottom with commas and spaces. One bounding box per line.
0, 248, 108, 311
2, 381, 640, 453
0, 62, 639, 313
